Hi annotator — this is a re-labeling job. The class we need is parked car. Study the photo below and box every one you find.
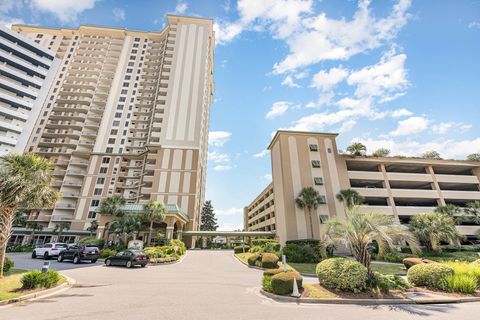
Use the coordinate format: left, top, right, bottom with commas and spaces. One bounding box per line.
57, 244, 99, 264
31, 243, 68, 259
105, 250, 149, 268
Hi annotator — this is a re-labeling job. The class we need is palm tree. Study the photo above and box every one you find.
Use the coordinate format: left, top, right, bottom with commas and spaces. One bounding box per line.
0, 153, 59, 277
465, 201, 480, 224
109, 215, 143, 245
409, 211, 462, 253
53, 222, 70, 241
346, 142, 367, 156
295, 187, 324, 239
86, 220, 99, 237
371, 148, 390, 157
326, 208, 420, 278
435, 204, 460, 216
27, 222, 44, 246
142, 200, 167, 245
97, 195, 126, 217
336, 189, 365, 211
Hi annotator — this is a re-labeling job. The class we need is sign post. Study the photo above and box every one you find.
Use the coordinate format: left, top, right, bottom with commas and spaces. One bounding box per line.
282, 255, 287, 272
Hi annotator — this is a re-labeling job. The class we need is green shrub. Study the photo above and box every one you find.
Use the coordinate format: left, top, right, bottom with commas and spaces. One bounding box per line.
407, 263, 454, 289
21, 270, 43, 289
7, 245, 33, 253
403, 257, 435, 269
270, 271, 303, 295
247, 254, 259, 266
316, 258, 368, 292
251, 238, 278, 246
3, 256, 14, 273
169, 239, 186, 255
21, 270, 61, 289
99, 248, 117, 259
78, 237, 104, 248
40, 270, 60, 288
283, 243, 322, 263
261, 269, 284, 292
440, 274, 477, 294
444, 261, 480, 284
249, 245, 262, 253
261, 253, 279, 269
234, 245, 250, 254
369, 272, 409, 293
471, 259, 480, 267
263, 242, 281, 252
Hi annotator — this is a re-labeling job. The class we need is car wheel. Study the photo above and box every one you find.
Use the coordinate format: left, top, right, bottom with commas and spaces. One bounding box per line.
73, 255, 80, 264
105, 259, 111, 266
31, 251, 37, 259
44, 252, 49, 260
125, 261, 132, 268
140, 264, 146, 268
91, 259, 97, 263
57, 254, 64, 262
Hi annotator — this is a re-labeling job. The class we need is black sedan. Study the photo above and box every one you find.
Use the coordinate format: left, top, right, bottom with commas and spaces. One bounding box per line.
105, 250, 149, 268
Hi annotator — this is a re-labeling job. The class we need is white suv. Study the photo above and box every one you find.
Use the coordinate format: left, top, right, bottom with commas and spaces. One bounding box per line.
32, 243, 68, 260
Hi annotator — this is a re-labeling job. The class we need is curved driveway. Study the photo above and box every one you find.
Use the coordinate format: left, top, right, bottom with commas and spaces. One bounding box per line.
2, 250, 480, 320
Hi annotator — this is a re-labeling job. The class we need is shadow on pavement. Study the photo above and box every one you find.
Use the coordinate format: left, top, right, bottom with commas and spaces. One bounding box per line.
365, 303, 457, 316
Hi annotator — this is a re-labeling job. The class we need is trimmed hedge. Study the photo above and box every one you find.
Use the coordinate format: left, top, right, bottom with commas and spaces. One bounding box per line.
316, 258, 368, 292
262, 269, 285, 292
407, 263, 454, 289
99, 248, 117, 259
251, 238, 278, 246
3, 256, 14, 274
261, 253, 279, 269
234, 245, 250, 254
247, 253, 260, 266
403, 257, 436, 269
283, 243, 322, 263
78, 237, 104, 248
271, 271, 303, 295
21, 270, 60, 289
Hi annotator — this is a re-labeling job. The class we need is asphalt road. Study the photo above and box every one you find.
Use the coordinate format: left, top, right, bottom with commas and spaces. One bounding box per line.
2, 251, 480, 320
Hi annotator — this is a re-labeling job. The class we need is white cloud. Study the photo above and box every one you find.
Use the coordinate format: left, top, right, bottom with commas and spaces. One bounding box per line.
214, 165, 233, 171
390, 116, 429, 136
468, 21, 480, 29
281, 75, 300, 88
390, 108, 413, 117
29, 0, 97, 23
266, 101, 290, 119
338, 119, 357, 133
213, 21, 244, 44
358, 137, 480, 160
208, 151, 230, 164
310, 67, 348, 91
261, 173, 272, 182
0, 17, 24, 28
112, 8, 125, 21
208, 131, 232, 147
432, 122, 472, 135
174, 2, 188, 14
253, 149, 269, 158
347, 51, 409, 102
216, 207, 243, 216
273, 0, 411, 73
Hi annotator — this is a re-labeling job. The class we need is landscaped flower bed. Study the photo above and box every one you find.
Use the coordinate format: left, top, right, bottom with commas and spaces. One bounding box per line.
144, 239, 187, 264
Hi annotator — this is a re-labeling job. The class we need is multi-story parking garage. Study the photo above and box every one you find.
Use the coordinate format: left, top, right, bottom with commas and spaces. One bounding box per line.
244, 130, 480, 244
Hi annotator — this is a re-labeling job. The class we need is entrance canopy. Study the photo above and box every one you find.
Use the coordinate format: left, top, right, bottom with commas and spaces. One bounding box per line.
183, 230, 276, 237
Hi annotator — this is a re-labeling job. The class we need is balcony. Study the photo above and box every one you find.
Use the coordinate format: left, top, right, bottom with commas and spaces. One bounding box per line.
70, 159, 89, 166
55, 203, 76, 210
436, 174, 479, 184
396, 206, 436, 216
51, 214, 74, 222
351, 187, 388, 198
390, 189, 439, 199
386, 172, 433, 183
62, 192, 80, 198
66, 169, 86, 176
63, 181, 83, 188
442, 190, 480, 201
348, 171, 384, 180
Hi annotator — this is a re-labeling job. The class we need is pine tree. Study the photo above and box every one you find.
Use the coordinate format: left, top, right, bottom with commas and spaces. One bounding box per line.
200, 200, 218, 231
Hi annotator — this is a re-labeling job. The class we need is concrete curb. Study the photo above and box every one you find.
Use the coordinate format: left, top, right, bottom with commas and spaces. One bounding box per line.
0, 274, 75, 306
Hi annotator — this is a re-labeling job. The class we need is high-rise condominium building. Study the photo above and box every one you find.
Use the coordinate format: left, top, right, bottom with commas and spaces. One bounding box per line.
245, 130, 480, 245
10, 15, 214, 245
0, 25, 59, 155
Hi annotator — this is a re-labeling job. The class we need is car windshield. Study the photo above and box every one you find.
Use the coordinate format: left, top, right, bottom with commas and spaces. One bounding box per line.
86, 246, 98, 250
130, 250, 144, 255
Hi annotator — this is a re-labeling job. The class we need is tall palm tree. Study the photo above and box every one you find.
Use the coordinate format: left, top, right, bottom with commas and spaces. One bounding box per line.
142, 200, 167, 245
97, 195, 126, 217
336, 189, 365, 211
295, 187, 324, 239
409, 211, 462, 253
53, 222, 70, 241
86, 220, 99, 237
27, 222, 44, 246
326, 207, 420, 278
346, 142, 367, 156
0, 153, 59, 277
109, 214, 143, 245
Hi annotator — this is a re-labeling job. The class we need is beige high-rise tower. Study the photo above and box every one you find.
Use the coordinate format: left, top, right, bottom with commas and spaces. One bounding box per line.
10, 15, 214, 245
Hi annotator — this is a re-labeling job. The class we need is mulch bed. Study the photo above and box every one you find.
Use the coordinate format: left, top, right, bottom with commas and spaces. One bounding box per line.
302, 284, 407, 299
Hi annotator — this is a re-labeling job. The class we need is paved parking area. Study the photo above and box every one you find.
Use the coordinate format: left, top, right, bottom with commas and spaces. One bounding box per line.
7, 252, 103, 271
2, 250, 480, 320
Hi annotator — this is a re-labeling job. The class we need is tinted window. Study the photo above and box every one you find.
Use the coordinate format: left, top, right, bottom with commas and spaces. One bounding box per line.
55, 244, 68, 248
86, 246, 98, 250
44, 244, 52, 248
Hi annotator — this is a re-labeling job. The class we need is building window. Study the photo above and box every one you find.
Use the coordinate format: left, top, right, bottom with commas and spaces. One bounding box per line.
102, 157, 110, 164
314, 177, 323, 185
319, 215, 329, 224
108, 138, 116, 144
99, 167, 108, 174
319, 195, 327, 204
311, 160, 321, 168
110, 129, 118, 135
309, 144, 318, 151
327, 148, 332, 153
94, 188, 102, 196
96, 177, 105, 185
106, 147, 113, 153
91, 199, 100, 207
88, 211, 97, 219
114, 112, 122, 118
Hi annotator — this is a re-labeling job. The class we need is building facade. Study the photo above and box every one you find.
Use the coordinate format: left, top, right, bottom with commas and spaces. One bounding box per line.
244, 130, 480, 244
0, 25, 59, 155
10, 15, 214, 245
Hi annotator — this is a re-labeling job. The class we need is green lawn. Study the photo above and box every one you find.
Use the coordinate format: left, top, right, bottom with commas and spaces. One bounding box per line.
288, 262, 406, 275
0, 269, 28, 301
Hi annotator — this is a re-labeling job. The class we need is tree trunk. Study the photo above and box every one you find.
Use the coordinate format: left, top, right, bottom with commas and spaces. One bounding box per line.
148, 221, 153, 245
0, 207, 15, 278
307, 208, 314, 239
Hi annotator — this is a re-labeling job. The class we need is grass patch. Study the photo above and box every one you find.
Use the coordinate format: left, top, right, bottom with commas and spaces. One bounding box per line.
302, 284, 337, 298
288, 262, 406, 276
288, 263, 317, 274
423, 251, 480, 263
0, 269, 65, 301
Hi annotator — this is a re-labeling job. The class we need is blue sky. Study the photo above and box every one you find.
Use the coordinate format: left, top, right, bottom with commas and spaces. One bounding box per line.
2, 0, 480, 230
